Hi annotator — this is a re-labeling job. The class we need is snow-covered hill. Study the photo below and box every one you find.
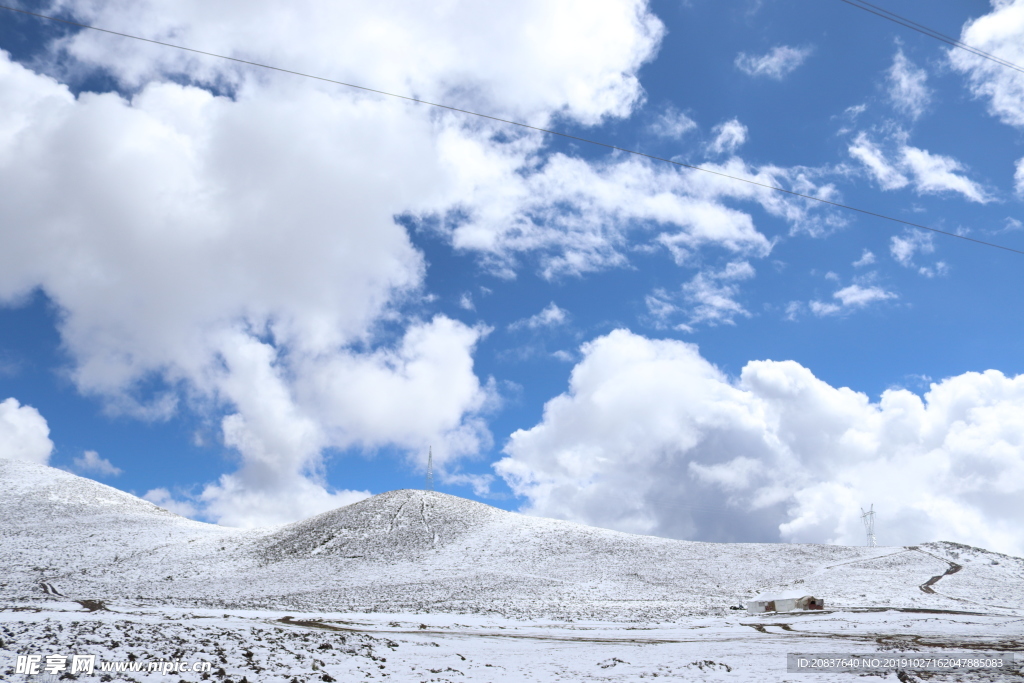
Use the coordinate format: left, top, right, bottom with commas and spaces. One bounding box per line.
3, 460, 1023, 621
3, 461, 1024, 682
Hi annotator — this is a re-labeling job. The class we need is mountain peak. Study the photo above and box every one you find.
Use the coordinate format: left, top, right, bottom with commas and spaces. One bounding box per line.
261, 488, 504, 562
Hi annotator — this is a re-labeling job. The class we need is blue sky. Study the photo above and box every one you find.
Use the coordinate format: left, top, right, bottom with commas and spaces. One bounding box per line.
2, 0, 1024, 554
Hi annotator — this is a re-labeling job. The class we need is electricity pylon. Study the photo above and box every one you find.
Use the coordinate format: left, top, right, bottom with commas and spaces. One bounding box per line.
861, 504, 876, 547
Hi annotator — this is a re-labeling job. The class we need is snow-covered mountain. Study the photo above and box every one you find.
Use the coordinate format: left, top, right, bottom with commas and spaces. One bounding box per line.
2, 460, 1022, 621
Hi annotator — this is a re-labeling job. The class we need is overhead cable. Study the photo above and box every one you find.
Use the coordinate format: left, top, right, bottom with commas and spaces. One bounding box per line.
2, 3, 1023, 257
837, 0, 1024, 75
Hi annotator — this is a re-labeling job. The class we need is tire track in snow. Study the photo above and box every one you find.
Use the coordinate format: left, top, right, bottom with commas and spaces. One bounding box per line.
419, 499, 438, 549
275, 615, 1023, 650
388, 499, 409, 533
911, 548, 963, 594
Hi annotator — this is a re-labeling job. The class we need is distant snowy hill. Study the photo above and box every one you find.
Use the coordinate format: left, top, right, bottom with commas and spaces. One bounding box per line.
2, 461, 1022, 621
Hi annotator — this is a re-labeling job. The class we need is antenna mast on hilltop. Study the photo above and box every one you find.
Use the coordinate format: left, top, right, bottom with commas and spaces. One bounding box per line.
425, 447, 434, 492
861, 505, 876, 547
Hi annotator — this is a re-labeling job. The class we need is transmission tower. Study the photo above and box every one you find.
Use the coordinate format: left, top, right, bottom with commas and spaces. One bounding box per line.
861, 505, 876, 547
425, 447, 434, 492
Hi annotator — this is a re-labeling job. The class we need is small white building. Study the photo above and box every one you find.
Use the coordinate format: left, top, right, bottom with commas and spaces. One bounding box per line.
746, 593, 823, 614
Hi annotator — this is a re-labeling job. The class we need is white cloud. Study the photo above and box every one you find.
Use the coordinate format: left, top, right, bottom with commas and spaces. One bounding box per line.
1016, 157, 1024, 197
852, 249, 876, 267
509, 302, 569, 331
808, 300, 841, 316
645, 289, 678, 323
887, 49, 931, 120
833, 283, 896, 308
784, 300, 804, 321
890, 229, 947, 277
949, 0, 1024, 129
143, 487, 200, 518
891, 229, 933, 266
900, 147, 992, 203
849, 133, 991, 202
835, 282, 892, 307
200, 474, 372, 528
458, 292, 475, 311
646, 263, 755, 330
295, 317, 494, 456
0, 2, 867, 526
848, 133, 909, 190
431, 149, 836, 278
678, 261, 756, 329
0, 0, 665, 525
497, 330, 1024, 556
0, 398, 54, 464
442, 472, 495, 497
649, 106, 697, 138
707, 118, 748, 155
48, 0, 664, 128
73, 449, 122, 476
808, 283, 896, 317
735, 45, 813, 79
844, 103, 868, 118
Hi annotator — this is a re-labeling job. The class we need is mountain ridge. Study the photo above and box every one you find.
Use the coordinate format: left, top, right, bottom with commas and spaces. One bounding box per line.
2, 460, 1022, 621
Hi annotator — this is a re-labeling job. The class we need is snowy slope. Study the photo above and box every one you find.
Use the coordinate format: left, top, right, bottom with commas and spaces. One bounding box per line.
0, 460, 237, 600
2, 462, 1022, 621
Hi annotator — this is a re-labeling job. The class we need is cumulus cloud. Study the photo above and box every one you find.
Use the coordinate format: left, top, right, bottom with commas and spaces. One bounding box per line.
833, 283, 895, 307
949, 0, 1024, 129
649, 106, 697, 138
887, 49, 931, 120
707, 119, 748, 155
646, 262, 756, 330
900, 147, 991, 203
890, 229, 948, 277
200, 473, 372, 528
496, 330, 1024, 556
425, 147, 837, 278
804, 278, 896, 317
0, 0, 668, 524
0, 398, 54, 464
807, 300, 840, 316
848, 133, 991, 202
294, 317, 494, 456
0, 1, 857, 525
853, 249, 876, 267
1016, 157, 1024, 197
809, 283, 896, 317
73, 450, 122, 476
848, 133, 909, 190
0, 56, 484, 523
48, 0, 664, 127
143, 487, 200, 518
735, 45, 812, 79
891, 230, 934, 266
509, 302, 569, 331
677, 261, 756, 330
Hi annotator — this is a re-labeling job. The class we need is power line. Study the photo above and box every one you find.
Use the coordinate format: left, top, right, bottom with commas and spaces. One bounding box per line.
2, 4, 1023, 257
836, 0, 1024, 76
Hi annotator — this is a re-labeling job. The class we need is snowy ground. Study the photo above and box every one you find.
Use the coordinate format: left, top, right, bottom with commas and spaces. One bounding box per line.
3, 602, 1021, 682
2, 461, 1023, 681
